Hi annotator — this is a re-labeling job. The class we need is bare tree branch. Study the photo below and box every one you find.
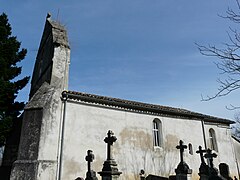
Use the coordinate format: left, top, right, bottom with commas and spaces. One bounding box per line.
196, 5, 240, 101
226, 104, 240, 110
198, 0, 240, 137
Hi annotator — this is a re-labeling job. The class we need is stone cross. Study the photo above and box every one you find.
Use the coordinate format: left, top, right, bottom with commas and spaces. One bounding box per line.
204, 148, 217, 168
85, 150, 94, 173
175, 140, 192, 177
98, 130, 122, 179
196, 146, 207, 164
104, 130, 117, 160
85, 150, 98, 180
176, 140, 187, 163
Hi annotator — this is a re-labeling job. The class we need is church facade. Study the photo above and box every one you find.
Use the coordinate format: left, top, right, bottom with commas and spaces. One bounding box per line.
10, 16, 240, 180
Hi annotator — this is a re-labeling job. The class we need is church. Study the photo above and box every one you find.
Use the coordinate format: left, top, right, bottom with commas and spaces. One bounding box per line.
9, 15, 240, 179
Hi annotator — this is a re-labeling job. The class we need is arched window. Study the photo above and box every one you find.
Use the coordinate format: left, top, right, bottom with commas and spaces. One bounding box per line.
188, 143, 193, 155
209, 128, 218, 152
152, 119, 162, 147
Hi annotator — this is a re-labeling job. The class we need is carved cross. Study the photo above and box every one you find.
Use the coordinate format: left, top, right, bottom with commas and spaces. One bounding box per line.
204, 148, 217, 168
104, 130, 117, 160
85, 150, 94, 173
196, 146, 207, 164
176, 140, 187, 163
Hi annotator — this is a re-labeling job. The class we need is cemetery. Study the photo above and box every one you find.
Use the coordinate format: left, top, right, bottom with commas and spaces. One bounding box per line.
75, 130, 239, 180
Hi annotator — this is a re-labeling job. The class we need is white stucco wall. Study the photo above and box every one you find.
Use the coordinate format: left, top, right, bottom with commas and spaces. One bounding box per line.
232, 137, 240, 178
203, 123, 239, 178
58, 100, 239, 180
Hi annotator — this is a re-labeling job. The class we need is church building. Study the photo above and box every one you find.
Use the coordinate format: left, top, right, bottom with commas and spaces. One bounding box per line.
10, 15, 240, 180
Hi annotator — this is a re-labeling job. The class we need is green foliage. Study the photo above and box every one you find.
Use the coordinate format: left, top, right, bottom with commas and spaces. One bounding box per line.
0, 13, 29, 146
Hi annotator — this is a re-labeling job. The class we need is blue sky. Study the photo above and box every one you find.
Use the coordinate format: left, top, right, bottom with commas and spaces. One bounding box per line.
1, 0, 239, 120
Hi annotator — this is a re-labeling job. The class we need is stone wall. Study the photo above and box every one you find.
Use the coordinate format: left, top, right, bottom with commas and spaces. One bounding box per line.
10, 15, 70, 180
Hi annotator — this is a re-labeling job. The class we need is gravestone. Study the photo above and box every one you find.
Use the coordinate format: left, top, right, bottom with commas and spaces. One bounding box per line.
175, 140, 192, 180
219, 163, 233, 180
204, 148, 222, 180
85, 150, 98, 180
98, 130, 122, 180
196, 146, 208, 180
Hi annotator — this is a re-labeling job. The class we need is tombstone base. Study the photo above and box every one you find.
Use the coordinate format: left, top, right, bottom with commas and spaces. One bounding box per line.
207, 167, 224, 180
98, 160, 122, 180
198, 163, 209, 180
100, 175, 121, 180
176, 174, 192, 180
199, 163, 209, 175
86, 170, 98, 180
175, 161, 192, 175
175, 161, 192, 180
100, 160, 121, 173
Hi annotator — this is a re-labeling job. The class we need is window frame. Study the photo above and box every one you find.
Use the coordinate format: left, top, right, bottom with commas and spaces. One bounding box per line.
209, 128, 218, 152
152, 118, 163, 148
188, 143, 193, 155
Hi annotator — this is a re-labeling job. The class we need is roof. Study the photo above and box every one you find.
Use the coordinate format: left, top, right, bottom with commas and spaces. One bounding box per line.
232, 135, 240, 143
37, 17, 69, 53
62, 91, 235, 125
48, 19, 69, 48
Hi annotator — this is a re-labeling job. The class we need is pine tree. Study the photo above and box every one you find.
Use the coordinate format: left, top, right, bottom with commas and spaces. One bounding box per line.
0, 13, 29, 146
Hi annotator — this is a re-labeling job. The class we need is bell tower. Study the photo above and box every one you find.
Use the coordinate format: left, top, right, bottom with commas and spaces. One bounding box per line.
30, 13, 70, 98
10, 14, 70, 180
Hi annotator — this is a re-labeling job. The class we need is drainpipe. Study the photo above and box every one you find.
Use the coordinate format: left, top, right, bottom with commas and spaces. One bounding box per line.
201, 120, 212, 167
56, 91, 68, 180
201, 120, 207, 149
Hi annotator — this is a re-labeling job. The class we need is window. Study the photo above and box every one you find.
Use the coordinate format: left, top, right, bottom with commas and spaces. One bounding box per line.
188, 143, 193, 155
153, 118, 162, 147
209, 128, 218, 152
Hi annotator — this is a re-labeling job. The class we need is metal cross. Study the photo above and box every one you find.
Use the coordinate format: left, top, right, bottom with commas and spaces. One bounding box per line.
85, 150, 94, 173
204, 148, 217, 168
196, 146, 207, 164
104, 130, 117, 160
176, 140, 187, 163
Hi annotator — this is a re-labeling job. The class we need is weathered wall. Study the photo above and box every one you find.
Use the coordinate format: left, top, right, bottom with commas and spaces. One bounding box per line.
10, 16, 70, 180
30, 18, 70, 98
203, 123, 239, 177
232, 137, 240, 179
59, 100, 229, 180
10, 82, 63, 180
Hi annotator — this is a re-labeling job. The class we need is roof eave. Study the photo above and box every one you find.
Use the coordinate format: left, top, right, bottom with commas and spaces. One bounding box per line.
62, 91, 234, 125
